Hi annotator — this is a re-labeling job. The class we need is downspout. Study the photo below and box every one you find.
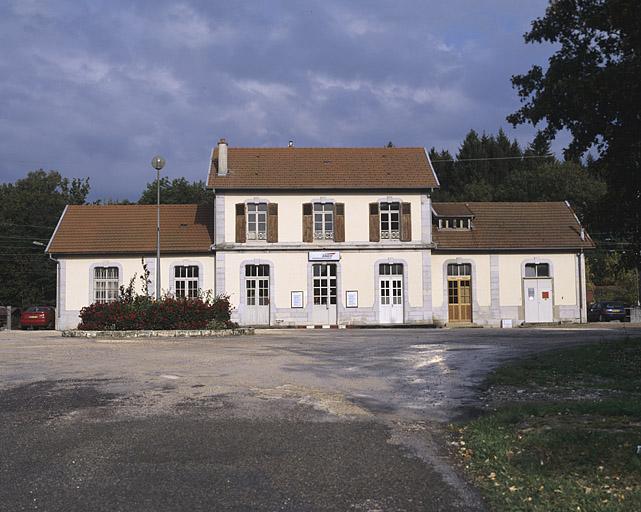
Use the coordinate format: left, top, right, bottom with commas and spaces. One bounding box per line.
49, 254, 60, 329
212, 189, 217, 295
577, 250, 584, 324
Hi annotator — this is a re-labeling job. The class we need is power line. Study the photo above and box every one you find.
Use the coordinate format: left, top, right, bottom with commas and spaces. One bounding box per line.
430, 154, 556, 163
0, 235, 49, 240
0, 221, 56, 230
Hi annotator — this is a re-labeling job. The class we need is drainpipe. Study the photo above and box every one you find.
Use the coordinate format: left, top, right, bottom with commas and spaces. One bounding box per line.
578, 251, 583, 323
49, 254, 60, 329
212, 190, 217, 295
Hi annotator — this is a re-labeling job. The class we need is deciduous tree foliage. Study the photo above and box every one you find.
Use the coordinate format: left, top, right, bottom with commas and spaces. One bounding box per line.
507, 0, 641, 271
0, 171, 89, 307
138, 177, 211, 206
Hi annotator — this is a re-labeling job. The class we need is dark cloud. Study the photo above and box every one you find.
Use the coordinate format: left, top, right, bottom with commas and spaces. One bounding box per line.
0, 0, 557, 201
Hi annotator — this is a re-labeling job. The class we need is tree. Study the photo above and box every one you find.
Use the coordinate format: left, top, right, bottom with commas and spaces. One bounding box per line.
138, 177, 211, 206
507, 0, 641, 276
0, 171, 90, 307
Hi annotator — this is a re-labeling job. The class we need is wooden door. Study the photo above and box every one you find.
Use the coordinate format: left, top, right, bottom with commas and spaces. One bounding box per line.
448, 278, 472, 322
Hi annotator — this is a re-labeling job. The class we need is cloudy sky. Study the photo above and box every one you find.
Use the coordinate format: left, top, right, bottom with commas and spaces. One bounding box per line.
0, 0, 558, 201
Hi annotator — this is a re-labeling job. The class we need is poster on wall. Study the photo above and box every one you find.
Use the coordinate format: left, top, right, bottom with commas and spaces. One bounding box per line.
291, 291, 304, 308
346, 290, 358, 308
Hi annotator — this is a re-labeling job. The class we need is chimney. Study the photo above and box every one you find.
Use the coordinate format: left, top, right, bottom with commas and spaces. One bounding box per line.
217, 138, 228, 176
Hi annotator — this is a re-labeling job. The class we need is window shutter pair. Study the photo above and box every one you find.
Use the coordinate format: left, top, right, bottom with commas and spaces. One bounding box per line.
235, 203, 278, 243
369, 202, 412, 242
302, 203, 345, 242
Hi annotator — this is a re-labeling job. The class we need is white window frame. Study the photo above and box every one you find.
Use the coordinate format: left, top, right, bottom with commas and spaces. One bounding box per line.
380, 202, 400, 240
174, 265, 199, 298
93, 266, 119, 304
313, 202, 334, 240
246, 202, 267, 241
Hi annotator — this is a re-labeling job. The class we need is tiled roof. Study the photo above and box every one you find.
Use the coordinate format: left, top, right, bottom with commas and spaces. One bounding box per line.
47, 204, 213, 255
432, 202, 595, 251
207, 147, 439, 190
432, 203, 474, 217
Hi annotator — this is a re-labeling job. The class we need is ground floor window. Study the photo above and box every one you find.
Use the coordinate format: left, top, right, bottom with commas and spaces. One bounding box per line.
379, 263, 403, 275
245, 264, 269, 306
524, 263, 550, 277
175, 265, 199, 298
447, 263, 471, 276
94, 266, 119, 303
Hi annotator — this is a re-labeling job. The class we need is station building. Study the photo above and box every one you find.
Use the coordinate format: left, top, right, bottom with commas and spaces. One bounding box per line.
47, 140, 593, 329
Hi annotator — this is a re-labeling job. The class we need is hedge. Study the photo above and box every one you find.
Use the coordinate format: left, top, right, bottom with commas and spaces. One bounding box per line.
78, 295, 235, 331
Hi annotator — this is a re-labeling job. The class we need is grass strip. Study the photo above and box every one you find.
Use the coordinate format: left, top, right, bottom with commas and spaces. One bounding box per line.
457, 338, 641, 511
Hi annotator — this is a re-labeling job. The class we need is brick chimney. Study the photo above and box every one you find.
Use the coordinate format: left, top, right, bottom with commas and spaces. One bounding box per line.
217, 138, 228, 176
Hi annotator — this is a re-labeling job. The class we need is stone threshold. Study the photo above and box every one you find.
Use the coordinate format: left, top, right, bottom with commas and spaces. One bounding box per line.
62, 328, 254, 338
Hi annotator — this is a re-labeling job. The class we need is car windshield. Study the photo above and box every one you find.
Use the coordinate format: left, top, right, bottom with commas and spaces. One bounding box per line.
26, 307, 50, 312
604, 303, 625, 308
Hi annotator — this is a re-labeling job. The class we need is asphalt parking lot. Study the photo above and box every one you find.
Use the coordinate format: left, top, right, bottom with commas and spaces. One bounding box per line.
1, 326, 639, 511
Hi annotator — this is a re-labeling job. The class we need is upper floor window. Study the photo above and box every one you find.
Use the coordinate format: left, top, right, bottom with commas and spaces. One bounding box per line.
94, 266, 119, 303
247, 203, 267, 240
175, 265, 199, 298
314, 203, 334, 240
438, 217, 471, 230
524, 263, 550, 278
380, 202, 400, 240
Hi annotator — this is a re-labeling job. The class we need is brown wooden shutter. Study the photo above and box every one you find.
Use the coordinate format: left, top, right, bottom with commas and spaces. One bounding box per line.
235, 203, 246, 243
302, 203, 313, 242
267, 203, 278, 243
369, 202, 380, 242
334, 203, 345, 242
400, 202, 412, 241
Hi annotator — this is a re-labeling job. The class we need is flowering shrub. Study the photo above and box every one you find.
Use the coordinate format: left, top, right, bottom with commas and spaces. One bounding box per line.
78, 294, 236, 331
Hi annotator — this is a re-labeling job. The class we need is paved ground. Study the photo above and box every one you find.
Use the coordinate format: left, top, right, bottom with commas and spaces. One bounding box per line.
1, 325, 639, 511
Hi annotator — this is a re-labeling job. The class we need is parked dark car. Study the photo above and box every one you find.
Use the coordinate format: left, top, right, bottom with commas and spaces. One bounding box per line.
587, 301, 628, 322
20, 306, 55, 329
0, 306, 21, 329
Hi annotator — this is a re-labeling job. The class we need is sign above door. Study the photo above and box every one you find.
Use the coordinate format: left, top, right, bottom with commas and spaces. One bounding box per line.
308, 251, 340, 261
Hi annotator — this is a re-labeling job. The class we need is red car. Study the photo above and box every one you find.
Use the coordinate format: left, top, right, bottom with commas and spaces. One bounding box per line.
20, 306, 55, 329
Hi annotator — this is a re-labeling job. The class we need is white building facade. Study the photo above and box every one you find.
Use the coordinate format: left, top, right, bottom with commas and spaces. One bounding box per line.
47, 141, 593, 329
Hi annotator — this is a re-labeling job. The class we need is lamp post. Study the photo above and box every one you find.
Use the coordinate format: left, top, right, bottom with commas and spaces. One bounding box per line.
151, 155, 165, 300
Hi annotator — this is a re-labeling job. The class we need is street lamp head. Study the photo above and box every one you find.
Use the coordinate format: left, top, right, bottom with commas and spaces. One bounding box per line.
151, 155, 165, 171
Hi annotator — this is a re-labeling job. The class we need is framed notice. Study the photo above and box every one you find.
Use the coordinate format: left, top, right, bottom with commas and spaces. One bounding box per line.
291, 291, 304, 309
345, 290, 358, 308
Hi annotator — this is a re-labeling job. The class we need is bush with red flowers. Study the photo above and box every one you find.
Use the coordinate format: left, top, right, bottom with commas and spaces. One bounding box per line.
78, 294, 235, 331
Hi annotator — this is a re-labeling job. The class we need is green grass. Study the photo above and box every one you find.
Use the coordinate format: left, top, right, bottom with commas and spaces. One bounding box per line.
458, 338, 641, 511
487, 337, 641, 393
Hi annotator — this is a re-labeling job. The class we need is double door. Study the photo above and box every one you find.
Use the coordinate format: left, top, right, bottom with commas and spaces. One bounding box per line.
523, 278, 553, 323
312, 263, 337, 325
448, 278, 472, 323
245, 264, 270, 325
379, 263, 404, 324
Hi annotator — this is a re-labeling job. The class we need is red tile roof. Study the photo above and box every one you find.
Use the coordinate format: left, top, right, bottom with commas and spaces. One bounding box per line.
47, 204, 213, 255
432, 202, 594, 251
207, 146, 439, 190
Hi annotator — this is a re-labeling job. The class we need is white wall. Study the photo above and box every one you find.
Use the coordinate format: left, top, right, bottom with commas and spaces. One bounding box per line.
498, 253, 577, 306
222, 192, 424, 244
58, 254, 215, 329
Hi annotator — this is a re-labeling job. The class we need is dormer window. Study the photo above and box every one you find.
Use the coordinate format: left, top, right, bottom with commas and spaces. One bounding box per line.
438, 217, 471, 230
